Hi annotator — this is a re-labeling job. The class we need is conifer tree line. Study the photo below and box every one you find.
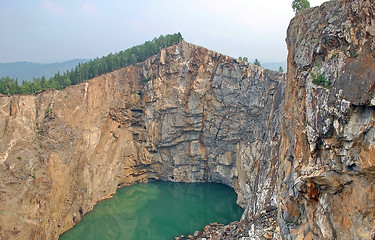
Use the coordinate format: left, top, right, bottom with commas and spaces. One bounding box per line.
0, 33, 183, 95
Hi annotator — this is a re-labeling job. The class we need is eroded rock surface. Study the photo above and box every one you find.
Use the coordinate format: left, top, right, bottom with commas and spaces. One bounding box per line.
279, 0, 375, 239
1, 0, 375, 239
0, 42, 284, 240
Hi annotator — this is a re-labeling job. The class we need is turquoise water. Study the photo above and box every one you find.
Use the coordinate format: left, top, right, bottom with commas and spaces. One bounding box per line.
59, 181, 243, 240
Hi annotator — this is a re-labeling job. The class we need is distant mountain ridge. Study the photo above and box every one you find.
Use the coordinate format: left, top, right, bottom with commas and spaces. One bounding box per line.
0, 59, 88, 81
0, 59, 287, 82
0, 33, 185, 95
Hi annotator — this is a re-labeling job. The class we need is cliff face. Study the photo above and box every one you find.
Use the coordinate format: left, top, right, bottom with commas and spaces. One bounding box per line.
0, 42, 284, 240
1, 1, 375, 239
279, 0, 375, 239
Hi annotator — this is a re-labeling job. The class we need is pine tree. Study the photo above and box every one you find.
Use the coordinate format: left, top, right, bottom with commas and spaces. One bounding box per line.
40, 76, 49, 89
0, 33, 184, 95
253, 59, 261, 66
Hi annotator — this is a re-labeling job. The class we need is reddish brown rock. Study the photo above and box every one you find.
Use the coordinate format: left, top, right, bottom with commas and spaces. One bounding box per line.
1, 1, 375, 239
0, 42, 284, 240
279, 0, 375, 239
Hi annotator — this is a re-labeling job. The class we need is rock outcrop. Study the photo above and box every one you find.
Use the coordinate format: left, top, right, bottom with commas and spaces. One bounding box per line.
279, 0, 375, 239
1, 0, 375, 239
0, 42, 284, 239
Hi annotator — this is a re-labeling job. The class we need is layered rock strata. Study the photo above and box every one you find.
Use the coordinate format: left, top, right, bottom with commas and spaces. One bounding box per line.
279, 0, 375, 239
0, 41, 284, 240
1, 0, 375, 239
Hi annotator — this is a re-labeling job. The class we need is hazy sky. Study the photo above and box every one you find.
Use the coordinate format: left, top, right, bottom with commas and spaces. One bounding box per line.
0, 0, 327, 63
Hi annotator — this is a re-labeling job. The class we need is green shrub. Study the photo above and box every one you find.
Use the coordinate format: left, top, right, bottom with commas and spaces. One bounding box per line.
142, 76, 151, 84
312, 73, 331, 89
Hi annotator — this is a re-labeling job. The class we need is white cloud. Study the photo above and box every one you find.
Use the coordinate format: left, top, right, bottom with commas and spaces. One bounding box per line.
42, 1, 66, 16
81, 2, 98, 16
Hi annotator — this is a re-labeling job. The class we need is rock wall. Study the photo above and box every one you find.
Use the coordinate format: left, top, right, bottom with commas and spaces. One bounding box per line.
1, 0, 375, 239
279, 0, 375, 239
0, 42, 284, 240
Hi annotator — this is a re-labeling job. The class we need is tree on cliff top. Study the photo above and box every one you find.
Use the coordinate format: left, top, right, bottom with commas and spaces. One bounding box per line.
292, 0, 310, 13
253, 59, 261, 66
239, 57, 248, 62
0, 33, 184, 95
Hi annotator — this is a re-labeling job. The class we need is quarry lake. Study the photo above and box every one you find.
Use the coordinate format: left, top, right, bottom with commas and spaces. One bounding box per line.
59, 181, 243, 240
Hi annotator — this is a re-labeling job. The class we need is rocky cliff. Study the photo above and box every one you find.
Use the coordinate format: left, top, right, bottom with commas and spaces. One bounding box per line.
0, 41, 284, 239
279, 0, 375, 239
1, 0, 375, 239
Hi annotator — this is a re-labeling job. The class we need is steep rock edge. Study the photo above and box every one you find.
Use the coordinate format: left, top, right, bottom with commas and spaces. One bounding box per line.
0, 41, 284, 240
279, 0, 375, 239
1, 0, 375, 239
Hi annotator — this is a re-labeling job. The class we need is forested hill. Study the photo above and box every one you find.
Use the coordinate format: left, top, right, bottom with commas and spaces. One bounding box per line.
0, 33, 183, 95
0, 59, 88, 82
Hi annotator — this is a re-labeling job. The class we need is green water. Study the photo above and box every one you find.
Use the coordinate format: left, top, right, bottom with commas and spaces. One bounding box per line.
59, 181, 243, 240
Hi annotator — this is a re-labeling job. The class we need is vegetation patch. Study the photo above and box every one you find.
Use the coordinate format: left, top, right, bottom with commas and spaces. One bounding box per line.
346, 48, 358, 58
292, 0, 310, 13
311, 62, 332, 89
312, 72, 331, 89
142, 76, 152, 84
0, 33, 183, 95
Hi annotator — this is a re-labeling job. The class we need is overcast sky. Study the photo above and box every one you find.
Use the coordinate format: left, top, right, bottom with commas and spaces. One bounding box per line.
0, 0, 326, 63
